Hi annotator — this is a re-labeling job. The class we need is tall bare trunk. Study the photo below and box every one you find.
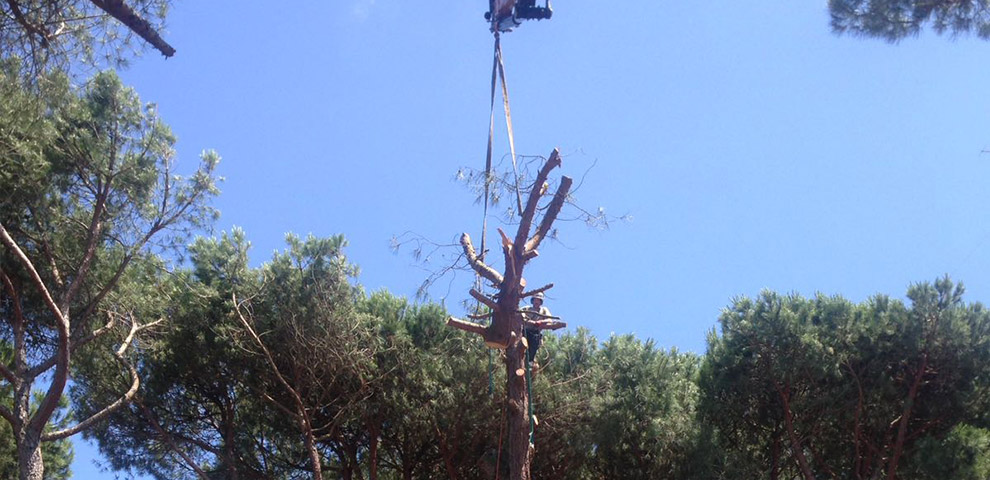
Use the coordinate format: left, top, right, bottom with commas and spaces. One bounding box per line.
506, 340, 532, 480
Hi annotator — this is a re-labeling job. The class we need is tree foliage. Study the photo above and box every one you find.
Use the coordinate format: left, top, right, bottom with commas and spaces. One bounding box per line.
0, 64, 219, 480
700, 277, 990, 479
829, 0, 990, 42
1, 0, 174, 76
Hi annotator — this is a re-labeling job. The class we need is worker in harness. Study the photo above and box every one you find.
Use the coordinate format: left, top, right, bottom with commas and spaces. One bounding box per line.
486, 0, 552, 32
522, 292, 551, 364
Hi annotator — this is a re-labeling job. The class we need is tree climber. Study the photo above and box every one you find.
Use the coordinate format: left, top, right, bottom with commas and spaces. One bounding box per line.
522, 292, 551, 364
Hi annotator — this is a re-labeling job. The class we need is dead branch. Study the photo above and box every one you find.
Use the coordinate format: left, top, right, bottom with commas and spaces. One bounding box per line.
460, 232, 502, 285
232, 293, 324, 480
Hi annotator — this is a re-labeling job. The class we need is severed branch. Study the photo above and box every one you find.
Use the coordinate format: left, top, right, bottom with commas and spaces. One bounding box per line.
43, 315, 161, 441
460, 233, 502, 285
446, 316, 490, 336
520, 283, 553, 298
523, 319, 567, 331
88, 0, 176, 57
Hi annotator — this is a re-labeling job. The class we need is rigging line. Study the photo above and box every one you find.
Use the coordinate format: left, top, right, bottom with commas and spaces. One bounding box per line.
483, 32, 499, 264
495, 37, 525, 217
482, 32, 501, 397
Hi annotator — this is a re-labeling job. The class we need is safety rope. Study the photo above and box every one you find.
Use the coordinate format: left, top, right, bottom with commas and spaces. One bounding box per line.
526, 353, 535, 445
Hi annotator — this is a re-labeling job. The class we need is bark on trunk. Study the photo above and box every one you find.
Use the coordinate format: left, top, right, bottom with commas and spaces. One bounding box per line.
506, 340, 532, 480
302, 415, 323, 480
17, 430, 43, 480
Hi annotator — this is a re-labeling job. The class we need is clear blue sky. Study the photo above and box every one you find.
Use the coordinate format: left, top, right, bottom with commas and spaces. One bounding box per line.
72, 1, 990, 476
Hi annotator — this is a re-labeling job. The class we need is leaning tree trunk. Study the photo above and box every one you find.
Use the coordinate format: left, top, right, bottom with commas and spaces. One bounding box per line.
447, 148, 570, 480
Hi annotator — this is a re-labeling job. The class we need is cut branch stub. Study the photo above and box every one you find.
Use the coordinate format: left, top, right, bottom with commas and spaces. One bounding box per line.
446, 316, 490, 337
469, 289, 498, 311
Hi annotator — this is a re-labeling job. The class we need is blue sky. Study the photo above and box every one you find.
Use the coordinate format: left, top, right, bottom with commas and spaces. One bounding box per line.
71, 1, 990, 476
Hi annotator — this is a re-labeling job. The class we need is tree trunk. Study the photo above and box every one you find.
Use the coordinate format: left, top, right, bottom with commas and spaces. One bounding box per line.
770, 428, 781, 480
447, 150, 571, 480
440, 436, 460, 480
776, 383, 815, 480
302, 416, 323, 480
368, 423, 380, 480
505, 339, 532, 480
886, 353, 928, 480
17, 429, 43, 480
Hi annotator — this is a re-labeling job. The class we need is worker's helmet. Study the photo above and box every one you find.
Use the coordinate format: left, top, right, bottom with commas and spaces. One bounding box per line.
532, 292, 545, 302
